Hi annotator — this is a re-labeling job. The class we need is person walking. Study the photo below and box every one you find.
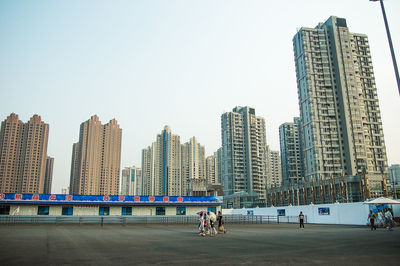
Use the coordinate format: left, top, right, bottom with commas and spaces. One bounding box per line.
377, 210, 384, 227
299, 211, 305, 229
199, 213, 205, 236
385, 209, 394, 231
368, 210, 376, 231
206, 212, 213, 236
217, 211, 227, 233
209, 212, 218, 235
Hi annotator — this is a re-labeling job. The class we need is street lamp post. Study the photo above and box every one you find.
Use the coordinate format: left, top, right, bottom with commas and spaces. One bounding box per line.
370, 0, 400, 95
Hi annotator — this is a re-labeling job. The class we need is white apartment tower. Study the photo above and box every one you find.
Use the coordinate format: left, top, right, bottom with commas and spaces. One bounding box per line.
121, 166, 142, 196
266, 146, 282, 189
293, 16, 388, 198
205, 152, 219, 185
181, 137, 205, 195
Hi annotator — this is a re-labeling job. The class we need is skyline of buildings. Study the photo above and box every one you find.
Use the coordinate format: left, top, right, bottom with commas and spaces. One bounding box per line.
140, 127, 219, 197
69, 115, 122, 195
0, 14, 398, 204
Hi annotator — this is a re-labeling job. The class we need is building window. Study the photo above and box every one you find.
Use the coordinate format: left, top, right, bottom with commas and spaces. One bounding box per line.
122, 207, 132, 215
38, 206, 49, 215
99, 206, 110, 216
208, 207, 216, 214
176, 207, 186, 215
0, 205, 10, 215
156, 207, 165, 215
62, 206, 73, 216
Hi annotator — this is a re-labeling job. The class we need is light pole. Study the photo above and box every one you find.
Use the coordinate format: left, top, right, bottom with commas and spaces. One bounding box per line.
370, 0, 400, 95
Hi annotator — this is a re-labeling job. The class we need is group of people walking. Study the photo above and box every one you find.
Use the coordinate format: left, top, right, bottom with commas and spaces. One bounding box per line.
198, 211, 227, 237
197, 208, 394, 234
368, 208, 394, 231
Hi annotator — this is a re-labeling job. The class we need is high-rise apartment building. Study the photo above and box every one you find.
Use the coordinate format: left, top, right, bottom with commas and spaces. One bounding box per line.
279, 117, 304, 185
0, 113, 49, 194
388, 164, 400, 198
205, 152, 219, 185
221, 106, 267, 207
141, 145, 154, 195
141, 126, 182, 196
217, 147, 223, 185
181, 137, 205, 195
44, 156, 54, 194
69, 115, 122, 195
293, 16, 388, 198
266, 146, 282, 188
121, 166, 142, 196
69, 143, 79, 194
388, 165, 400, 186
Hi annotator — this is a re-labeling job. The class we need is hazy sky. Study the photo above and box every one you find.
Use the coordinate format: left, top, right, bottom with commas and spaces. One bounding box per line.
1, 0, 399, 194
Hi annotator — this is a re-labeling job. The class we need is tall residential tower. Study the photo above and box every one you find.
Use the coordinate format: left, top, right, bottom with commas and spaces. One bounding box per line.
266, 146, 282, 189
0, 113, 50, 194
121, 166, 142, 196
181, 137, 206, 195
44, 156, 54, 194
221, 106, 267, 207
141, 126, 182, 196
205, 152, 219, 185
279, 117, 304, 185
293, 16, 388, 198
69, 115, 122, 195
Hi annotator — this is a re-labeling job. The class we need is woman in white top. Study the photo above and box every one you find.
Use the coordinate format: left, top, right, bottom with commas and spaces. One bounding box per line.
199, 213, 205, 236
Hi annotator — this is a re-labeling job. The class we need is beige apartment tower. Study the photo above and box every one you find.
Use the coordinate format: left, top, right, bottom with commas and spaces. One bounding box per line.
69, 115, 122, 195
205, 152, 219, 185
141, 145, 155, 195
266, 146, 282, 189
181, 137, 206, 195
0, 113, 49, 193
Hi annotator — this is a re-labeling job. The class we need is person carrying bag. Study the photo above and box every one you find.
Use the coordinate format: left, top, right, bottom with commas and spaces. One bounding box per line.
217, 211, 227, 233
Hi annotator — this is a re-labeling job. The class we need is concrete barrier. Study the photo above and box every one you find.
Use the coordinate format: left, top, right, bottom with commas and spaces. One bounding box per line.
223, 202, 400, 225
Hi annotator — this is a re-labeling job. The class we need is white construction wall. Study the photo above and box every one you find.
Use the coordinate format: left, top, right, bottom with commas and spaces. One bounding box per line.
223, 202, 400, 225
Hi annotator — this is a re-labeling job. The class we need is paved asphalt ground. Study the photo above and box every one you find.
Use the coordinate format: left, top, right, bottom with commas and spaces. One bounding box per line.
1, 223, 399, 265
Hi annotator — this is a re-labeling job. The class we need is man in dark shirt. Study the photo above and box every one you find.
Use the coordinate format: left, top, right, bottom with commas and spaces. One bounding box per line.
299, 211, 305, 229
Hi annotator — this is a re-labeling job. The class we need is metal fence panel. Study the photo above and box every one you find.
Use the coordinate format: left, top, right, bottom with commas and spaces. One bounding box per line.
0, 215, 304, 225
